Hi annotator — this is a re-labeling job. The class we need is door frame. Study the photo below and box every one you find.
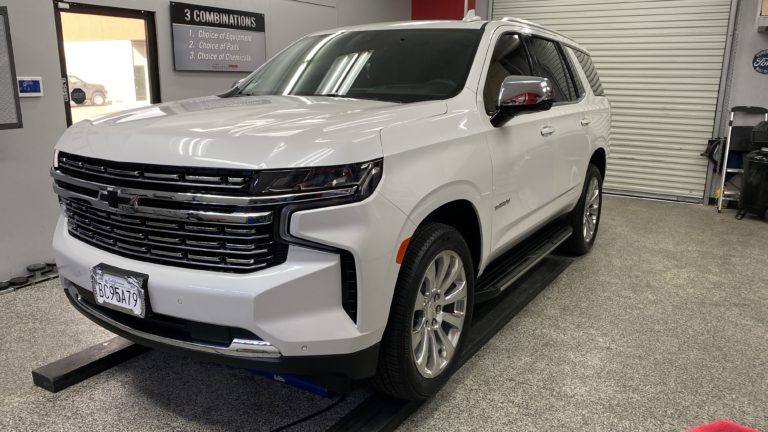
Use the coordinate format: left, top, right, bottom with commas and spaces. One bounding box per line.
52, 1, 161, 126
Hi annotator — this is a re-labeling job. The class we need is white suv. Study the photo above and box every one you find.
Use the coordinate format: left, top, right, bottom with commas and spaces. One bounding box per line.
51, 18, 609, 400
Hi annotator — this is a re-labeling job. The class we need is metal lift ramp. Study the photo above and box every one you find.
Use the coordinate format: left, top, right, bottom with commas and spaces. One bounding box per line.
32, 221, 575, 432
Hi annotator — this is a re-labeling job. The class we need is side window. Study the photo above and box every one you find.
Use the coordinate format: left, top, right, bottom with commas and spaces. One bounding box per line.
524, 37, 577, 103
482, 33, 532, 115
562, 48, 585, 98
572, 49, 605, 96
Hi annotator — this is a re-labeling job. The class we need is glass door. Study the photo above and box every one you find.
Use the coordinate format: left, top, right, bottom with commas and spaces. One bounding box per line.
54, 2, 160, 125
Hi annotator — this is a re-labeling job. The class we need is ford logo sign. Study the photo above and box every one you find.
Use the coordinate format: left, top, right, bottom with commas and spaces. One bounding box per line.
754, 49, 768, 74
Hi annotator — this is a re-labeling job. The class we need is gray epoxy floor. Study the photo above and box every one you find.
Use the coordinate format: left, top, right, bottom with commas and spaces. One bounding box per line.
400, 197, 768, 431
1, 196, 767, 431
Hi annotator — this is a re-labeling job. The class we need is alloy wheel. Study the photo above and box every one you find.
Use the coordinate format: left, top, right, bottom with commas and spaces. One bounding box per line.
411, 250, 467, 378
583, 176, 600, 242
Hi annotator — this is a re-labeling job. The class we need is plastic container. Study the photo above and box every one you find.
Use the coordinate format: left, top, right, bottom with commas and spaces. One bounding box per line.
739, 149, 768, 218
752, 121, 768, 149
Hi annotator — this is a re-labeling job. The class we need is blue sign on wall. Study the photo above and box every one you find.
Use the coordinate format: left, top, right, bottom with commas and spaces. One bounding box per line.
754, 49, 768, 74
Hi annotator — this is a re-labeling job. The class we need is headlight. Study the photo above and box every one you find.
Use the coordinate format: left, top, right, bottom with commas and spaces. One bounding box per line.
254, 159, 383, 202
273, 159, 383, 251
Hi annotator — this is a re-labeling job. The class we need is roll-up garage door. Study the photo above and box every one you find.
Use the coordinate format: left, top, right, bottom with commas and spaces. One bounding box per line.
492, 0, 733, 200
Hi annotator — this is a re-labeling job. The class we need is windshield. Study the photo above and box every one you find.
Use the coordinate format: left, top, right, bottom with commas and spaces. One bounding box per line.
234, 29, 482, 103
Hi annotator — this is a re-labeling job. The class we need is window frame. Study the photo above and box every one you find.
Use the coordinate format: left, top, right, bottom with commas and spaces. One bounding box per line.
479, 30, 536, 117
571, 47, 605, 97
559, 44, 586, 99
522, 35, 585, 105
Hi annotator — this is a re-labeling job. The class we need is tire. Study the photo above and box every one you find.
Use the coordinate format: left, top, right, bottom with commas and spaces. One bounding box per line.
91, 92, 106, 106
372, 223, 474, 400
561, 164, 603, 255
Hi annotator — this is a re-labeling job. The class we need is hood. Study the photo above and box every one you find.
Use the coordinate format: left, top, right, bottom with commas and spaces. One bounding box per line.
56, 95, 448, 169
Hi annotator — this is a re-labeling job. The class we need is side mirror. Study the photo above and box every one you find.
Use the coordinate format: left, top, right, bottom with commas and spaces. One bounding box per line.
491, 76, 554, 127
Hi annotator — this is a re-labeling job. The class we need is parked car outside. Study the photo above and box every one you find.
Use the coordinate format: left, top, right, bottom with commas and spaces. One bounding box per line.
68, 74, 108, 105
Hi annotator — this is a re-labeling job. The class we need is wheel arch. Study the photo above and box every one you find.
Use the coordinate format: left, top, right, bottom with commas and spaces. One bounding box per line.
590, 147, 607, 181
418, 199, 483, 275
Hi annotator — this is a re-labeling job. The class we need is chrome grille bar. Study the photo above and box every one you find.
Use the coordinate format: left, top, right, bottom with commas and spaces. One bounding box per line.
64, 201, 269, 241
59, 154, 248, 189
53, 181, 272, 225
51, 168, 357, 206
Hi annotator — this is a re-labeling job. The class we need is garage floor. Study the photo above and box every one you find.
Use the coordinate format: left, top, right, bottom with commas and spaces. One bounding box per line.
1, 196, 767, 431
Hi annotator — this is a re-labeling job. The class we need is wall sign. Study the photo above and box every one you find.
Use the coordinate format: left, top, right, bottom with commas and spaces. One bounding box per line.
0, 6, 22, 129
17, 77, 43, 97
170, 2, 266, 72
754, 49, 768, 74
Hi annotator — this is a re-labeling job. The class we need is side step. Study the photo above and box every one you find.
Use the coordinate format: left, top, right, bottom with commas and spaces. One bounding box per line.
474, 223, 573, 303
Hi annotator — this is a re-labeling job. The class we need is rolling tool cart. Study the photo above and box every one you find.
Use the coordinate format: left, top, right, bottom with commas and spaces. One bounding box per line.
717, 106, 768, 212
736, 120, 768, 220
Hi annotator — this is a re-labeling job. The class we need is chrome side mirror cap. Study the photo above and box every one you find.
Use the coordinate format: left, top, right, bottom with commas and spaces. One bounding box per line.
491, 76, 554, 127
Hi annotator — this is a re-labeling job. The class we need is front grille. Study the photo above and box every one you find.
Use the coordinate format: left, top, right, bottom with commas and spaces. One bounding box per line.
57, 152, 256, 195
55, 152, 289, 273
62, 199, 287, 272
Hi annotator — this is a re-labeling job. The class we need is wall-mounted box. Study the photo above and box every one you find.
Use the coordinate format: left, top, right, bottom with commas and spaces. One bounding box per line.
17, 77, 43, 97
759, 0, 768, 31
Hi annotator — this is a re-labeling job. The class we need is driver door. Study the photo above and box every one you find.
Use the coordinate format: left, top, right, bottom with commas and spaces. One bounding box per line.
480, 32, 558, 255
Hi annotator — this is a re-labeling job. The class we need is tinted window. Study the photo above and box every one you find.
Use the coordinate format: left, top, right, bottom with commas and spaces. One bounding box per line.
572, 49, 605, 96
482, 33, 532, 114
236, 29, 482, 103
525, 37, 577, 102
563, 50, 585, 98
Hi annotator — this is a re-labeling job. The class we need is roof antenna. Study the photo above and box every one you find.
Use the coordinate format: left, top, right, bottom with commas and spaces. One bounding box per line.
463, 9, 482, 22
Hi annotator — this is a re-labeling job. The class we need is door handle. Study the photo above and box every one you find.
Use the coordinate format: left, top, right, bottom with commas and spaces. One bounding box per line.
580, 118, 592, 126
540, 126, 556, 136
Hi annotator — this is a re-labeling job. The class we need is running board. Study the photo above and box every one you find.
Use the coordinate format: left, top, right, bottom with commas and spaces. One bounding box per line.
474, 223, 573, 303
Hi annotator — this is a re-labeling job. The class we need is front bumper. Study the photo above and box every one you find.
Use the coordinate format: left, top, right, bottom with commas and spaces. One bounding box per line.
53, 188, 413, 377
62, 279, 379, 378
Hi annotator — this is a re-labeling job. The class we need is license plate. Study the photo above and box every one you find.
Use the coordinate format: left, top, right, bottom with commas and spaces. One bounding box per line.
90, 264, 148, 318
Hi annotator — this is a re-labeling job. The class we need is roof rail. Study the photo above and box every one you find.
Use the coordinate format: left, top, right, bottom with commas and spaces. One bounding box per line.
463, 9, 483, 22
500, 17, 579, 46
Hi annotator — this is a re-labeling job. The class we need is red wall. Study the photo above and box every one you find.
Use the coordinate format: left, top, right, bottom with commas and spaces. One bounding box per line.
412, 0, 476, 20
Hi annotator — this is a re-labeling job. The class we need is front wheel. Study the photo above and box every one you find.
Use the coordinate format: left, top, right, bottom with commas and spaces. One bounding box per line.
561, 164, 603, 255
91, 92, 106, 106
372, 223, 474, 400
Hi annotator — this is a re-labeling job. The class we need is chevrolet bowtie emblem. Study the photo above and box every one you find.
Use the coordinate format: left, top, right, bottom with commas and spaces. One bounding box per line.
99, 188, 140, 210
128, 195, 140, 209
99, 188, 120, 209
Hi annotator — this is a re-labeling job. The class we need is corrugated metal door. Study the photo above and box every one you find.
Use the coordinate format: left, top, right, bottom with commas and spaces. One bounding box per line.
492, 0, 732, 200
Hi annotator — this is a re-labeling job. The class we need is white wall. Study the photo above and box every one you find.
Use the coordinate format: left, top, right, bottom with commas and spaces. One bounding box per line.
0, 0, 410, 281
720, 0, 768, 126
337, 0, 411, 26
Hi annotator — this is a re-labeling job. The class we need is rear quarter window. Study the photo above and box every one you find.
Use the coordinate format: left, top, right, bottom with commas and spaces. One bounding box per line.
571, 49, 605, 97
